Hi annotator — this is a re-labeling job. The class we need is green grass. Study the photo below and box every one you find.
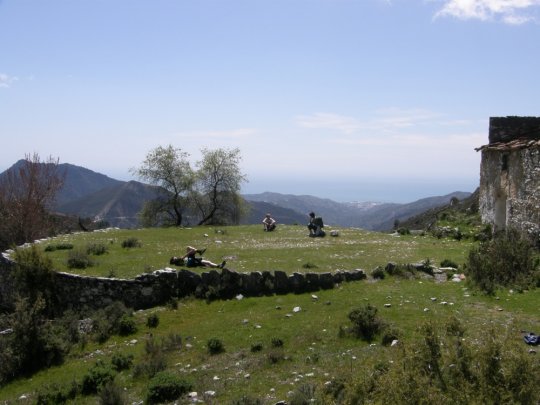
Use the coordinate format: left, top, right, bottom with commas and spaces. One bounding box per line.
39, 225, 474, 278
1, 225, 538, 403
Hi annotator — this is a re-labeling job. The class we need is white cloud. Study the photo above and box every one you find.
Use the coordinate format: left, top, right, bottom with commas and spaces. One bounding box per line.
296, 113, 362, 134
296, 108, 442, 135
0, 73, 18, 88
435, 0, 540, 24
173, 128, 258, 140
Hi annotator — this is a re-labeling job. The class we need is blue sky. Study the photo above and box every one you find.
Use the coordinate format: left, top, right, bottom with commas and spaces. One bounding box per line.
1, 0, 539, 202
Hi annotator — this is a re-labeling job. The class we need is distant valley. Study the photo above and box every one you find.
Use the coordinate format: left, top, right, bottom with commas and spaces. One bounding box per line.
1, 161, 473, 231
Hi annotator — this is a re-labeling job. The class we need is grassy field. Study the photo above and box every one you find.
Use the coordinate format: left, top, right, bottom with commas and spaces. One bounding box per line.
1, 225, 539, 404
39, 225, 474, 278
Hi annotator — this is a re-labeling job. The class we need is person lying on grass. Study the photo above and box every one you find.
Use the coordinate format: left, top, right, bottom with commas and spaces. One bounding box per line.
179, 246, 226, 268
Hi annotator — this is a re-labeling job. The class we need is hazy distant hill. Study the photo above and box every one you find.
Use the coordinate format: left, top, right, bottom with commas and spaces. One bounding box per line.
240, 200, 307, 226
398, 188, 480, 231
1, 161, 161, 228
243, 191, 472, 231
55, 163, 124, 206
2, 160, 473, 231
57, 180, 164, 228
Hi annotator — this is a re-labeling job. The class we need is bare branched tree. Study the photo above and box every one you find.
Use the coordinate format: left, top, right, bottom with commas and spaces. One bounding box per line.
0, 153, 65, 250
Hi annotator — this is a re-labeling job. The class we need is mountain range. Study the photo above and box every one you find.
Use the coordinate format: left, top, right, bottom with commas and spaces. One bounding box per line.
1, 160, 472, 231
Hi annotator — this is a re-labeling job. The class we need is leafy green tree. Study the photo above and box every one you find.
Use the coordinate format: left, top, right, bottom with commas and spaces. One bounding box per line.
131, 145, 194, 226
191, 147, 247, 225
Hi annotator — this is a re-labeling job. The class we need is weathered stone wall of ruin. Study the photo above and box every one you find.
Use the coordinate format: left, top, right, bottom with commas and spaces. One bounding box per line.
479, 146, 540, 236
0, 253, 367, 312
489, 116, 540, 144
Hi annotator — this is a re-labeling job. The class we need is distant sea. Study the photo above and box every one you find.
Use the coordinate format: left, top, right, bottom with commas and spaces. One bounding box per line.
241, 177, 478, 204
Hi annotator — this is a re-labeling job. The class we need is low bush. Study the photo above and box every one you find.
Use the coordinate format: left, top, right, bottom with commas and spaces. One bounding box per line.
35, 381, 79, 405
347, 304, 385, 342
146, 313, 160, 328
231, 395, 264, 405
121, 238, 141, 248
92, 302, 133, 343
0, 297, 70, 385
98, 380, 126, 405
271, 337, 284, 348
118, 315, 137, 336
466, 228, 539, 294
207, 337, 225, 355
344, 318, 540, 404
67, 249, 93, 269
81, 360, 116, 395
86, 243, 108, 256
44, 243, 74, 252
11, 245, 59, 316
440, 259, 458, 269
111, 352, 133, 371
146, 371, 192, 404
133, 336, 167, 378
250, 342, 263, 352
381, 324, 402, 346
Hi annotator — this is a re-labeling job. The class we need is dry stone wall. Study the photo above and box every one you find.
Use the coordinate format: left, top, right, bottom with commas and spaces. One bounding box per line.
0, 251, 367, 311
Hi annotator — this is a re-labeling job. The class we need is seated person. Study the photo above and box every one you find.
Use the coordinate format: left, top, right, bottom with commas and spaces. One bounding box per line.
262, 213, 277, 231
307, 212, 325, 237
178, 246, 226, 268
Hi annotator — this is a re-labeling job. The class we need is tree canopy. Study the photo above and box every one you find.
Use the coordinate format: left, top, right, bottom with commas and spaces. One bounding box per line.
132, 145, 247, 227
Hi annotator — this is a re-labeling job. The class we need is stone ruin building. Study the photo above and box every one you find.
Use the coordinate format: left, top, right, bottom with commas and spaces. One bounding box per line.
476, 116, 540, 240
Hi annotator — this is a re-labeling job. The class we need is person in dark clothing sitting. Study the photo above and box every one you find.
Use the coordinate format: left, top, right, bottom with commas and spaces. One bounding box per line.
307, 212, 325, 237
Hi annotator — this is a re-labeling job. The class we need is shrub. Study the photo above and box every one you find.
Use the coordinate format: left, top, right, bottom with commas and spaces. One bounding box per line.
81, 360, 116, 395
381, 324, 402, 346
230, 396, 264, 405
302, 262, 318, 269
86, 243, 108, 256
111, 352, 133, 371
12, 245, 57, 310
267, 349, 285, 364
348, 319, 540, 405
397, 228, 410, 235
44, 243, 74, 252
271, 337, 284, 348
207, 337, 225, 355
92, 302, 132, 343
440, 259, 458, 269
466, 228, 539, 294
118, 315, 137, 336
35, 381, 80, 405
146, 371, 192, 404
167, 299, 178, 310
133, 336, 167, 378
67, 248, 93, 269
0, 297, 70, 384
250, 342, 263, 352
347, 304, 385, 342
121, 238, 141, 248
290, 383, 317, 405
146, 313, 160, 328
98, 380, 126, 405
162, 333, 183, 352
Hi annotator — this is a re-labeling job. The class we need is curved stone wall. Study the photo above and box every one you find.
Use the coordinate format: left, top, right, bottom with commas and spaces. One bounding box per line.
0, 251, 366, 311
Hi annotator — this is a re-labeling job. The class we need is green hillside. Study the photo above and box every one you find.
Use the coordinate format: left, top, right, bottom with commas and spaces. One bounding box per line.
1, 225, 539, 404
